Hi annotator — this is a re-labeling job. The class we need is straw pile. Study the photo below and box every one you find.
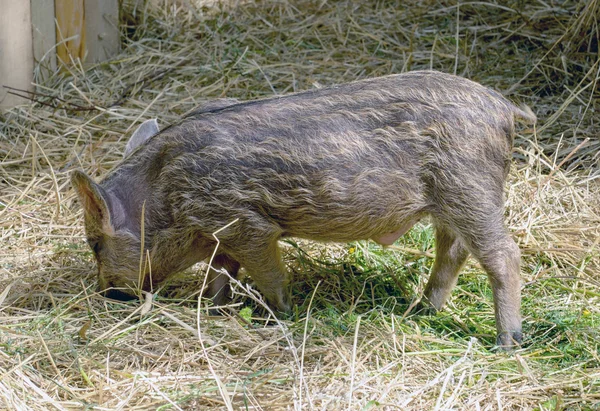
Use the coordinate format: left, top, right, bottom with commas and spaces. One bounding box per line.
1, 0, 598, 409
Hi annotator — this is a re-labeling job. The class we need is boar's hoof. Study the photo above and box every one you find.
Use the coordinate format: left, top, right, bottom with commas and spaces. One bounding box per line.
276, 300, 292, 316
267, 290, 292, 315
207, 307, 225, 317
101, 288, 139, 301
413, 299, 438, 316
495, 331, 523, 350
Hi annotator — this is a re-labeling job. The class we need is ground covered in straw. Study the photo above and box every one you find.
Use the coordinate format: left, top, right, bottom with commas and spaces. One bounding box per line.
1, 0, 599, 409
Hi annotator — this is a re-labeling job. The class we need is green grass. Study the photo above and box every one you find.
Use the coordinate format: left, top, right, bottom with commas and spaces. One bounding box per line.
1, 0, 599, 408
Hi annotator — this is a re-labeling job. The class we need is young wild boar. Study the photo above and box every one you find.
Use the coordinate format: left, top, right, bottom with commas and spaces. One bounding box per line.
72, 70, 535, 348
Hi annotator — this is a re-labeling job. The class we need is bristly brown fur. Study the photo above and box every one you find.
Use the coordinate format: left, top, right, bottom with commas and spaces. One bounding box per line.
71, 70, 535, 348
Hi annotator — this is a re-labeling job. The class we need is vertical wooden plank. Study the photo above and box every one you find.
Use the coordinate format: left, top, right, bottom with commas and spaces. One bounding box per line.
31, 0, 58, 82
0, 0, 34, 109
84, 0, 120, 63
55, 0, 86, 66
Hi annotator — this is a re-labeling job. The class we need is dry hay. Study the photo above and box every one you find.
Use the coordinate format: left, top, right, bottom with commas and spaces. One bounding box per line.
1, 0, 599, 410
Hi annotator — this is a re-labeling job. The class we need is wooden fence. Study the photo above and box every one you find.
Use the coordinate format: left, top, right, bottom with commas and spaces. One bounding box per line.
0, 0, 120, 109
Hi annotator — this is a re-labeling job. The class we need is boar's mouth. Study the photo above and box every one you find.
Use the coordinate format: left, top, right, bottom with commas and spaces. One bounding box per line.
100, 287, 139, 301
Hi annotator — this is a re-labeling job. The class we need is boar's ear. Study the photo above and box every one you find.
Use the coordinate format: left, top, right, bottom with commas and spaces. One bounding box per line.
124, 119, 159, 157
71, 170, 115, 235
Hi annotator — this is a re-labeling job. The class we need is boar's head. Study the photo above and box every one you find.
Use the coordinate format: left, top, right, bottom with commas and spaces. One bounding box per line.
71, 170, 145, 300
70, 119, 164, 299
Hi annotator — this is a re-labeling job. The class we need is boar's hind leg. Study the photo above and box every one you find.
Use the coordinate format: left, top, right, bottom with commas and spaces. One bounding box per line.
205, 254, 240, 311
450, 212, 522, 348
476, 234, 522, 348
232, 239, 291, 314
422, 224, 470, 311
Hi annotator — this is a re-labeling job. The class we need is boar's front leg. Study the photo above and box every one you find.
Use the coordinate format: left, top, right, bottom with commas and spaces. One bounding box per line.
205, 254, 241, 310
229, 237, 292, 314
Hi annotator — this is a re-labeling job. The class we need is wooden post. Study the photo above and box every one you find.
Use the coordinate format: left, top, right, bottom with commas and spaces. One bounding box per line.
54, 0, 120, 66
31, 0, 58, 81
0, 1, 34, 109
84, 0, 120, 63
55, 0, 86, 66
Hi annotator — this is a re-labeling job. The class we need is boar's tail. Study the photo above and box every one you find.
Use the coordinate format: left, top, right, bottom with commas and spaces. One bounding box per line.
513, 104, 537, 124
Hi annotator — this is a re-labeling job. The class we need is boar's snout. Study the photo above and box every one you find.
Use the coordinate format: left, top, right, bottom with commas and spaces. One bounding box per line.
97, 284, 139, 301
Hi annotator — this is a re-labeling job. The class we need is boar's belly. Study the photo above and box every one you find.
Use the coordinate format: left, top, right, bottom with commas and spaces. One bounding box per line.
372, 219, 418, 246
